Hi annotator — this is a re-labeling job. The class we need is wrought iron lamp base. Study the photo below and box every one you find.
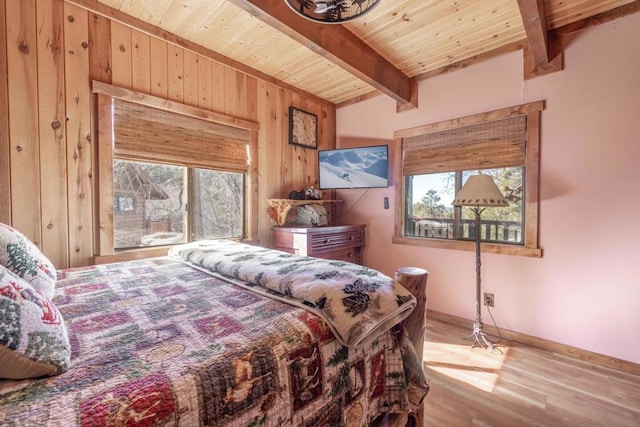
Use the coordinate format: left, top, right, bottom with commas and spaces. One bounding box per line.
466, 321, 497, 351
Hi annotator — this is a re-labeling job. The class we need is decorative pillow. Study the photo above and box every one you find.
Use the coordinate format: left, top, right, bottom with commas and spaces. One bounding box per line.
0, 222, 56, 300
0, 265, 71, 379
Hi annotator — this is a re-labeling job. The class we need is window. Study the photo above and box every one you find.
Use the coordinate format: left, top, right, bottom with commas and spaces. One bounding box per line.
94, 82, 259, 259
393, 101, 543, 257
114, 195, 134, 212
406, 168, 523, 243
191, 167, 244, 241
112, 160, 244, 250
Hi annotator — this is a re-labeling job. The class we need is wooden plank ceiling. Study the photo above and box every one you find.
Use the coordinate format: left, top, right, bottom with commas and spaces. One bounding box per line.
81, 0, 639, 107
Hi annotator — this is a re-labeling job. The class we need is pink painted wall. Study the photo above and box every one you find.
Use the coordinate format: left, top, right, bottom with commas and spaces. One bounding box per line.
335, 13, 640, 364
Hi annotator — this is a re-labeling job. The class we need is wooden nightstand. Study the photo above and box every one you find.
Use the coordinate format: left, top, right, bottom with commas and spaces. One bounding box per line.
273, 224, 365, 265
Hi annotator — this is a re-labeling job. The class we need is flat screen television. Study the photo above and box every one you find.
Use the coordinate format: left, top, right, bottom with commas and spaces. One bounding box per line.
318, 145, 389, 189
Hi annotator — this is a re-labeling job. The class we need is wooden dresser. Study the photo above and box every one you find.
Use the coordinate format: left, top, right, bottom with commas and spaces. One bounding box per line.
272, 224, 365, 265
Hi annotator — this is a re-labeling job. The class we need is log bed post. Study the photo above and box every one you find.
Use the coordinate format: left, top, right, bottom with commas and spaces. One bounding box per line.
395, 267, 428, 361
395, 266, 428, 427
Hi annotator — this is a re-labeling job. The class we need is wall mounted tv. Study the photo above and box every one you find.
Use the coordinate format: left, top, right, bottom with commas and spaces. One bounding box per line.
318, 145, 389, 189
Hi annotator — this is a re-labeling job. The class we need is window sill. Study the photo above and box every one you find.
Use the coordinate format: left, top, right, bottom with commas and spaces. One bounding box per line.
94, 238, 260, 265
94, 246, 173, 264
392, 235, 543, 258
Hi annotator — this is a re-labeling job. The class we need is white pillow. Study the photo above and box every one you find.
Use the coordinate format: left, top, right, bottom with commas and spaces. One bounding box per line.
0, 222, 56, 300
0, 265, 71, 379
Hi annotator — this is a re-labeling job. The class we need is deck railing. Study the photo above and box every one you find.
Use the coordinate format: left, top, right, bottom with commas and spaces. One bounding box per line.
408, 217, 521, 243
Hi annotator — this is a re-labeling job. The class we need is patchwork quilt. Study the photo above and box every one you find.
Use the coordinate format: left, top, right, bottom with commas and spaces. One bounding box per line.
0, 256, 428, 426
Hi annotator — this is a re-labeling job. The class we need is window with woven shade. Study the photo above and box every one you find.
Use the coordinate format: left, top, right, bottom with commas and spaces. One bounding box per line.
393, 101, 543, 258
112, 98, 250, 173
93, 82, 259, 261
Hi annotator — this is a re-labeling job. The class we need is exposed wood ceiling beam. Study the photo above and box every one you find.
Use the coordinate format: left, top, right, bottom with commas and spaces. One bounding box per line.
228, 0, 418, 111
338, 2, 640, 108
517, 0, 549, 64
516, 0, 563, 79
338, 40, 529, 109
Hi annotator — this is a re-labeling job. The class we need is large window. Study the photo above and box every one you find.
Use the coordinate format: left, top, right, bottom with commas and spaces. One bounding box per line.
112, 160, 244, 250
393, 101, 543, 257
406, 168, 523, 243
94, 82, 259, 260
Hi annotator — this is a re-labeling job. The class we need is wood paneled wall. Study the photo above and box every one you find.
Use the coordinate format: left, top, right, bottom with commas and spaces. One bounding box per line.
0, 0, 335, 268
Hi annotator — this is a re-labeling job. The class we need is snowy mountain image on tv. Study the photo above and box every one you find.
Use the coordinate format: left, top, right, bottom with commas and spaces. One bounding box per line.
318, 145, 388, 189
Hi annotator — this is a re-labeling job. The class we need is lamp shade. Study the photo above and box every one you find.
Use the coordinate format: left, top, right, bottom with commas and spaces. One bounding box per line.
284, 0, 382, 24
452, 174, 508, 207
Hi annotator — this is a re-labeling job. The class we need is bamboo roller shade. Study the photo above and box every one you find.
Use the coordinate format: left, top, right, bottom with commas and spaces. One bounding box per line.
403, 116, 527, 175
113, 99, 250, 173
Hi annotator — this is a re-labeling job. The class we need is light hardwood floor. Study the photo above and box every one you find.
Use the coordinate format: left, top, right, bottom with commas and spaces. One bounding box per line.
420, 317, 640, 426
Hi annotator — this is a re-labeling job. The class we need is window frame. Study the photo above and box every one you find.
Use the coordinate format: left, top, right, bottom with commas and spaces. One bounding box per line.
93, 81, 259, 262
392, 101, 544, 258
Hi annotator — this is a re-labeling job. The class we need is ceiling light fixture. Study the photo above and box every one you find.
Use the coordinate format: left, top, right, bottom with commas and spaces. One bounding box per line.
284, 0, 382, 24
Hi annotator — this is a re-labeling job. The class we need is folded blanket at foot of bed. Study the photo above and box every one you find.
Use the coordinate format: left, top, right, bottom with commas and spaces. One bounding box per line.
169, 239, 417, 348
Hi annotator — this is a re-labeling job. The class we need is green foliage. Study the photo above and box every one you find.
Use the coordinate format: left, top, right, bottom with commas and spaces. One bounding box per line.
476, 167, 523, 222
411, 167, 523, 222
413, 189, 452, 219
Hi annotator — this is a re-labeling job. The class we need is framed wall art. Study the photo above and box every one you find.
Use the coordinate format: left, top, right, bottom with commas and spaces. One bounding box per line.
289, 106, 318, 149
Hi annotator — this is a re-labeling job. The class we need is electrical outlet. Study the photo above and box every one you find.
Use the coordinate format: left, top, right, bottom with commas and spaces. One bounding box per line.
483, 292, 495, 307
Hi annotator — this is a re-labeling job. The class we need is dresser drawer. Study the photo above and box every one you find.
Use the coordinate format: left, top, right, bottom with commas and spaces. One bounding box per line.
310, 229, 363, 251
313, 247, 358, 264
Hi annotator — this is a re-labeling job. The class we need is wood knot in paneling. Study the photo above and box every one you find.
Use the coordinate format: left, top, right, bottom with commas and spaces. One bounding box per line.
18, 41, 29, 54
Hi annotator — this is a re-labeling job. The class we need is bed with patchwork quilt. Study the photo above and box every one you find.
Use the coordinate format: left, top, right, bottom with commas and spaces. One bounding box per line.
0, 235, 428, 426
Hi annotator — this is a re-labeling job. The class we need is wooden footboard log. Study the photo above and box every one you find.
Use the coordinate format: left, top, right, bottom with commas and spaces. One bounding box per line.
395, 267, 428, 427
395, 267, 428, 361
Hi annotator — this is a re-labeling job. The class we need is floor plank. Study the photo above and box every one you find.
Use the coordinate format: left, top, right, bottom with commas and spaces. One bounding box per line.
420, 317, 640, 426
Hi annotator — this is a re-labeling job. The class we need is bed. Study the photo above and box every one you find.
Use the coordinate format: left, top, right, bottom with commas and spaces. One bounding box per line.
0, 231, 428, 426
